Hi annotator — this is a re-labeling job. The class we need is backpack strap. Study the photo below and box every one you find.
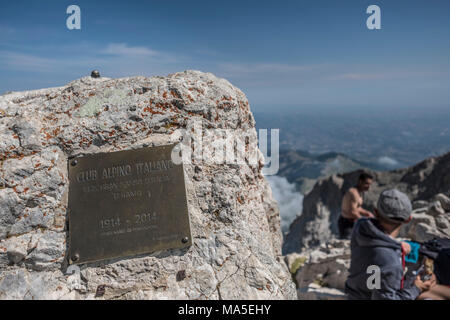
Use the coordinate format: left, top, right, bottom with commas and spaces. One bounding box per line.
401, 245, 406, 289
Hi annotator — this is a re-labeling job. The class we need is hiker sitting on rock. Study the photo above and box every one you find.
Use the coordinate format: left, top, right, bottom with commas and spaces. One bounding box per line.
339, 172, 375, 239
345, 189, 433, 300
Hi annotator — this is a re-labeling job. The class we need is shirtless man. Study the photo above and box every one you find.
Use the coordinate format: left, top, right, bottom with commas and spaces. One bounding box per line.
339, 172, 375, 239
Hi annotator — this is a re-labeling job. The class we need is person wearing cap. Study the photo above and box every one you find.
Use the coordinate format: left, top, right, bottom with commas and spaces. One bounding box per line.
345, 188, 434, 300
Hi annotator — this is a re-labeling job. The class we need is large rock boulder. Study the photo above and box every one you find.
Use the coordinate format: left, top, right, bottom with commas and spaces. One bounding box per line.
284, 152, 450, 253
285, 239, 350, 300
399, 195, 450, 242
0, 71, 296, 299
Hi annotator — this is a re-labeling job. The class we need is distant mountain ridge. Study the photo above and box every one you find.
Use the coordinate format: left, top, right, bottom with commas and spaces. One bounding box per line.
277, 149, 389, 194
254, 111, 450, 169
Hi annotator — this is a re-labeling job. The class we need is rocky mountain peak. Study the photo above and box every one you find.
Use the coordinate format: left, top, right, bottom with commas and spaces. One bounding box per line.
0, 71, 296, 299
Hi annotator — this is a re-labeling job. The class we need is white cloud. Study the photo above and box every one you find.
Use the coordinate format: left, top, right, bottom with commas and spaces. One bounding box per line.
377, 156, 399, 167
265, 175, 303, 235
100, 43, 159, 57
327, 70, 443, 81
0, 51, 56, 72
0, 25, 15, 34
218, 62, 325, 78
0, 42, 181, 78
329, 73, 387, 80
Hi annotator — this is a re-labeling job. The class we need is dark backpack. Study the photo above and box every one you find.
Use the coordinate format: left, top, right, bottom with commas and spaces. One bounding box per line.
419, 237, 450, 285
419, 237, 450, 260
434, 248, 450, 285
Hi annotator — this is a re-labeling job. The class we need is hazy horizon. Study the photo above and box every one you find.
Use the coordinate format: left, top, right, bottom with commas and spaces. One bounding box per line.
254, 108, 450, 168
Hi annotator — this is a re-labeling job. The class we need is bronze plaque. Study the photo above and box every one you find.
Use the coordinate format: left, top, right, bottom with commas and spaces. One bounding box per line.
67, 144, 191, 264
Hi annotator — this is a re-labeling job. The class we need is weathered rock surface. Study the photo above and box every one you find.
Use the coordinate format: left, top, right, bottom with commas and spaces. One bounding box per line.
399, 196, 450, 243
283, 153, 450, 253
0, 71, 296, 299
284, 239, 350, 300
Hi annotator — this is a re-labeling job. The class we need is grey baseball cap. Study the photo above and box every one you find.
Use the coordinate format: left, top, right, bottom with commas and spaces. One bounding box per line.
377, 189, 412, 222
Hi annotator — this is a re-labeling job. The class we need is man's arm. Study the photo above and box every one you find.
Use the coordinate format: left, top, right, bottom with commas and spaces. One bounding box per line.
348, 190, 374, 219
418, 285, 450, 300
417, 274, 450, 300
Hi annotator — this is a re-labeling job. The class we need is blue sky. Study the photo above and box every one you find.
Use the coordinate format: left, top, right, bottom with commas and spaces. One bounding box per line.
1, 0, 450, 112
